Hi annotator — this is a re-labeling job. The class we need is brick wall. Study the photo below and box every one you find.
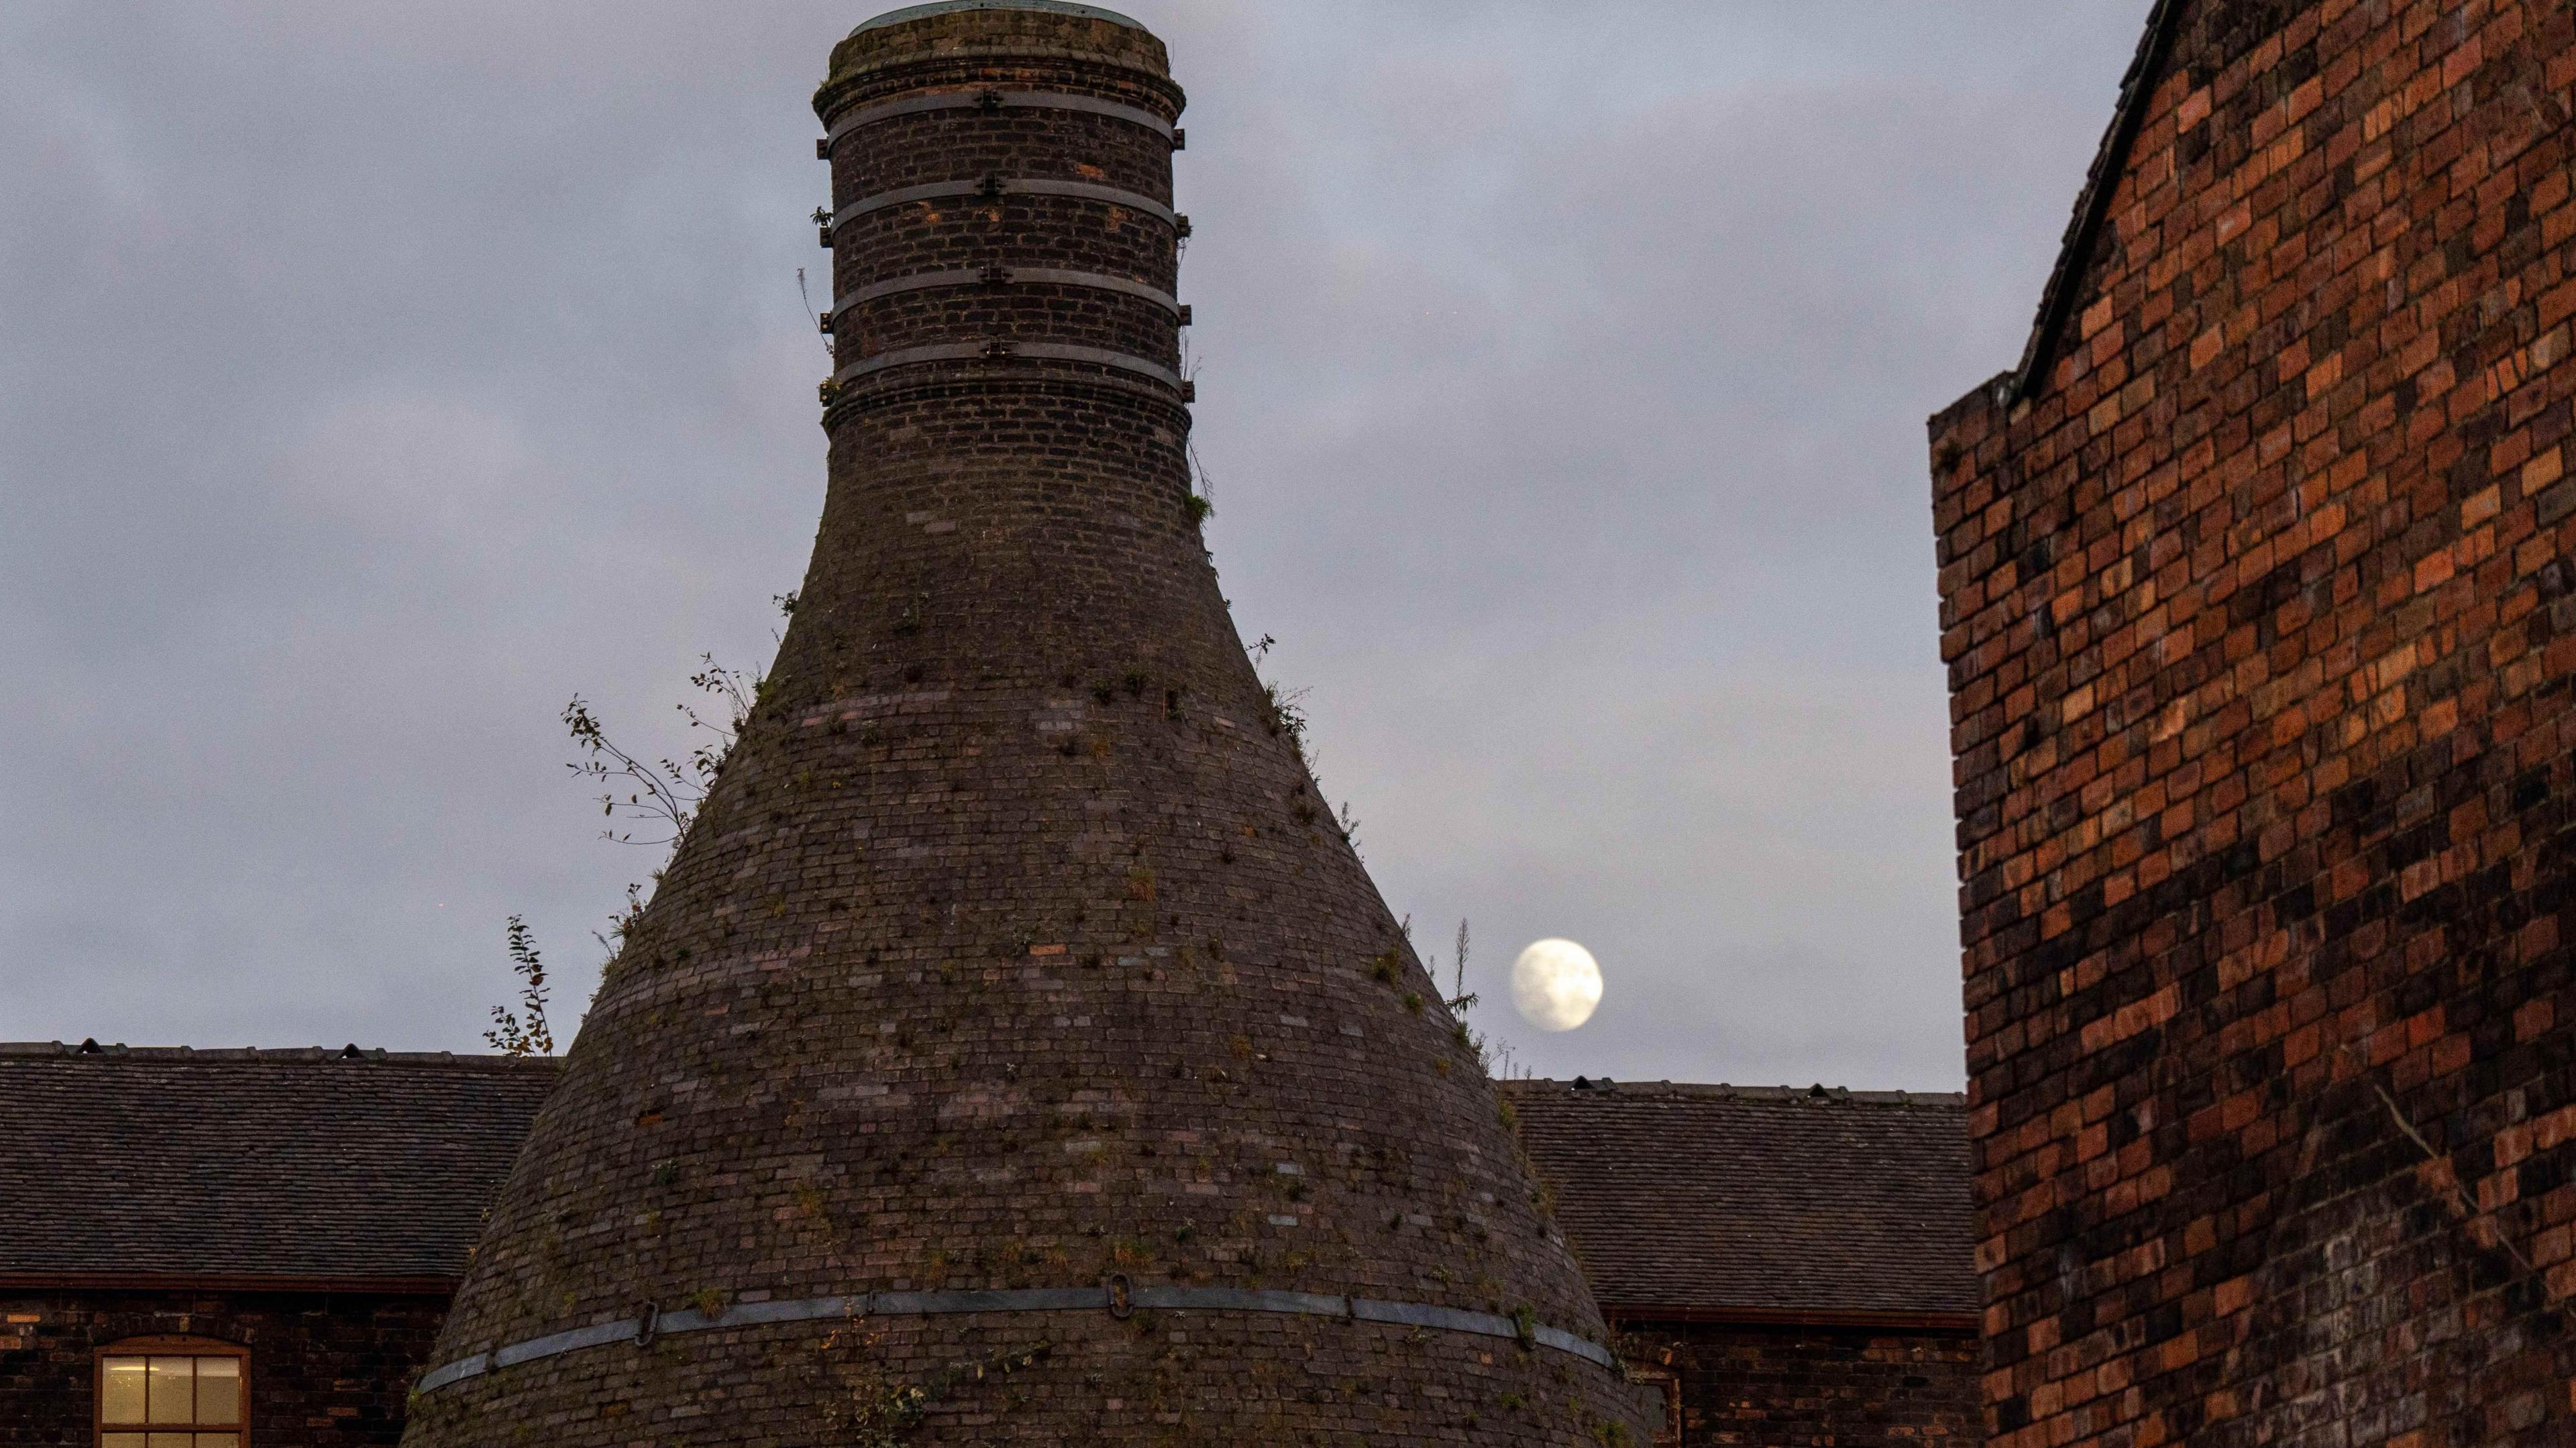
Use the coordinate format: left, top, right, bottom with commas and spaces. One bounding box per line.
1617, 1319, 1978, 1448
0, 1288, 450, 1447
1928, 3, 2576, 1446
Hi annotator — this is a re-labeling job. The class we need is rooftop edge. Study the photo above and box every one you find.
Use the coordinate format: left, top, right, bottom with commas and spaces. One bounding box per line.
0, 1041, 563, 1066
855, 1, 1146, 35
1501, 1078, 1966, 1108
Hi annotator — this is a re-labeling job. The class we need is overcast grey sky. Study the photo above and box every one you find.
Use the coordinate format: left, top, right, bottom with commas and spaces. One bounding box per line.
1, 1, 2150, 1090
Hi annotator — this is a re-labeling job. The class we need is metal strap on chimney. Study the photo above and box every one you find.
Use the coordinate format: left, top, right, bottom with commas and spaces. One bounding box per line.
832, 176, 1176, 227
825, 90, 1175, 151
831, 340, 1183, 391
413, 1283, 1616, 1395
833, 267, 1181, 318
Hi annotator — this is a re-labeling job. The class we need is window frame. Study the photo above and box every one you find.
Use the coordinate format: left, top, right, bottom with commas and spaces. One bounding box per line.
1627, 1362, 1682, 1447
94, 1335, 250, 1448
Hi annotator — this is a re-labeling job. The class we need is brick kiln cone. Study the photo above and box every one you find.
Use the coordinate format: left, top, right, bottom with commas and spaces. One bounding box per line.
405, 5, 1648, 1443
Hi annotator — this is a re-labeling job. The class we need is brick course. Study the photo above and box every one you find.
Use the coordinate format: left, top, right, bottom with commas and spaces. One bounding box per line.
1928, 3, 2576, 1445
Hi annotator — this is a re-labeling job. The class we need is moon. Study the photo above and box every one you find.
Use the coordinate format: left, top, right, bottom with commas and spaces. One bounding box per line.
1509, 938, 1603, 1032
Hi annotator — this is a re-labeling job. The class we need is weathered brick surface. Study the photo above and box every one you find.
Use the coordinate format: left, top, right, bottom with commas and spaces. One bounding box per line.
1929, 3, 2576, 1445
407, 5, 1645, 1444
841, 280, 1179, 378
1617, 1320, 1978, 1448
0, 1289, 449, 1446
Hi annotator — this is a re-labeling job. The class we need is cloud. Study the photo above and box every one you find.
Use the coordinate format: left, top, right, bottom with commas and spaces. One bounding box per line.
0, 1, 2151, 1087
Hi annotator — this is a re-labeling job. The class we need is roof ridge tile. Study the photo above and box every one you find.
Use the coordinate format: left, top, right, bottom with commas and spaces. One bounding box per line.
0, 1042, 564, 1069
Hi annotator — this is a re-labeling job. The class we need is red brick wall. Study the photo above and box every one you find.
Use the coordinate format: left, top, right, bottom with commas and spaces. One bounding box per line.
1929, 3, 2576, 1446
0, 1288, 451, 1447
1617, 1319, 1978, 1448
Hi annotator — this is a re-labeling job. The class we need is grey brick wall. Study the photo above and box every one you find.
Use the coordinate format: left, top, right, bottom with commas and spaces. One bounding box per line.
405, 6, 1648, 1444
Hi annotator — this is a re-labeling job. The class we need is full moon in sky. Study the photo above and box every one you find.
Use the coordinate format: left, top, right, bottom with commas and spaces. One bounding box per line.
1510, 938, 1603, 1032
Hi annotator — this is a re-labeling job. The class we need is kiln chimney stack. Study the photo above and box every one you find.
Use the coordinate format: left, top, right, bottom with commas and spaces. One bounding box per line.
405, 5, 1647, 1442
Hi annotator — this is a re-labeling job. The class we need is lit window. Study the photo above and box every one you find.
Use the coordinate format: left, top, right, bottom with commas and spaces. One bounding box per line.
97, 1343, 246, 1448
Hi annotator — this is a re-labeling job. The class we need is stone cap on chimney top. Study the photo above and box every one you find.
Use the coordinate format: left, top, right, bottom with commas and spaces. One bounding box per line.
856, 1, 1148, 35
824, 0, 1171, 103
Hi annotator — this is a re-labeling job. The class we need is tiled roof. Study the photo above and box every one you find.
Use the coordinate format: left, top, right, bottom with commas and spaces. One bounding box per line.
1503, 1078, 1976, 1321
3, 1049, 1970, 1312
0, 1043, 558, 1283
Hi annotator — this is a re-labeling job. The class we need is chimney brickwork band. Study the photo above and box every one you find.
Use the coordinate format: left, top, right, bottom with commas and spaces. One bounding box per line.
402, 5, 1650, 1444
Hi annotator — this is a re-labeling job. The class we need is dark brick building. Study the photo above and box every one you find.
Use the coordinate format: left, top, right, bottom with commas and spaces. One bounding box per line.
1505, 1079, 1980, 1448
2, 1052, 1976, 1448
0, 1045, 553, 1448
1929, 2, 2576, 1445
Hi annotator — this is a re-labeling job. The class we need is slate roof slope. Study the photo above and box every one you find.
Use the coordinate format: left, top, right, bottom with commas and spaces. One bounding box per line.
1503, 1078, 1975, 1321
0, 1044, 559, 1282
2010, 0, 2188, 400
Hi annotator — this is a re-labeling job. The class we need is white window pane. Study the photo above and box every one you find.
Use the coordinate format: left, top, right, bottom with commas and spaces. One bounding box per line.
101, 1358, 149, 1424
146, 1435, 192, 1448
101, 1434, 146, 1448
193, 1359, 240, 1425
147, 1358, 193, 1423
196, 1436, 237, 1448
